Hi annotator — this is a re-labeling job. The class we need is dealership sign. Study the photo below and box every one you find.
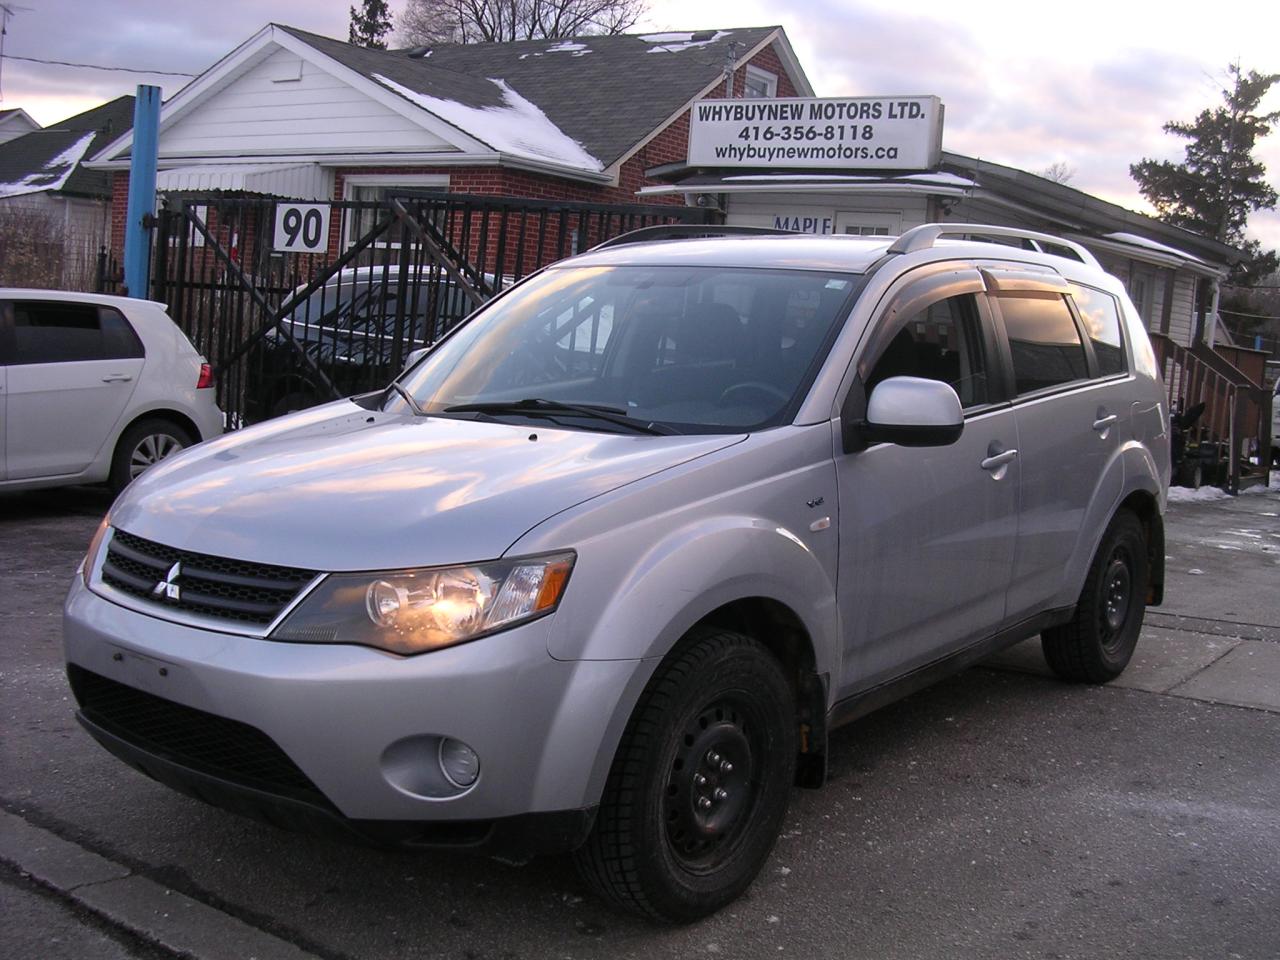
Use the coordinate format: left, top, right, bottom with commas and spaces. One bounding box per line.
688, 96, 943, 170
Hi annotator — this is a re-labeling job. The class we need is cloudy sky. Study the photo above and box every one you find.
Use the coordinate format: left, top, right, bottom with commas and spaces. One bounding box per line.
4, 0, 1278, 247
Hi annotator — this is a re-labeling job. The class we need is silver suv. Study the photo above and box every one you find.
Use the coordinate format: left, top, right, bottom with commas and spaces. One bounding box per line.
64, 224, 1170, 922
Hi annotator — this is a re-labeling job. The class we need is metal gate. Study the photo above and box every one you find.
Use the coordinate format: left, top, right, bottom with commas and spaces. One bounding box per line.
147, 193, 714, 427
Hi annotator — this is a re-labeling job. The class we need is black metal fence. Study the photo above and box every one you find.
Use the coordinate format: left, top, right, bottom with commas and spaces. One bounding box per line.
144, 193, 713, 427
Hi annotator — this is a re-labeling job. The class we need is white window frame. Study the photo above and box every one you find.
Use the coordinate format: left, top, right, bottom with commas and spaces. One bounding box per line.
835, 211, 902, 236
743, 65, 778, 99
342, 174, 449, 248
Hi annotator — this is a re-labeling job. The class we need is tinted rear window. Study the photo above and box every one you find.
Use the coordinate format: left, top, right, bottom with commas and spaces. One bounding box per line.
999, 294, 1089, 395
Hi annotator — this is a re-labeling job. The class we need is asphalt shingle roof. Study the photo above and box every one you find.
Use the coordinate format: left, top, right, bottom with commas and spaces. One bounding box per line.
0, 97, 134, 199
280, 25, 779, 168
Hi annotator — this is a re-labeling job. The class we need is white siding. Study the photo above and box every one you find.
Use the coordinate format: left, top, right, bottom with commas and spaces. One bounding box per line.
160, 47, 456, 158
725, 191, 928, 234
1167, 273, 1197, 346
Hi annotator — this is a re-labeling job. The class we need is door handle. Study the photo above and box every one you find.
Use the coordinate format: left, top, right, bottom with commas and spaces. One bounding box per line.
981, 449, 1018, 471
1093, 414, 1118, 432
101, 375, 134, 383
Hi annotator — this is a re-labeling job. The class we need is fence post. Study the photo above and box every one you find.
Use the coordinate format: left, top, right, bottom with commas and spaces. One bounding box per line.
123, 85, 161, 299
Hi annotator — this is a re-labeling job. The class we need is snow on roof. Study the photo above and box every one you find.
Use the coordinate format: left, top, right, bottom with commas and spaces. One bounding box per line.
1103, 231, 1205, 265
640, 30, 730, 53
519, 40, 591, 60
373, 73, 602, 171
0, 131, 96, 199
546, 41, 591, 55
720, 172, 976, 188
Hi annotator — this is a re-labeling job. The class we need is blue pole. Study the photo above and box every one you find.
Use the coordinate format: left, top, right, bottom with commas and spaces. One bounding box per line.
123, 85, 161, 299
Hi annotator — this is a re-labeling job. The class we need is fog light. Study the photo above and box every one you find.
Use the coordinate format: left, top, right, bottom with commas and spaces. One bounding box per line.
438, 737, 480, 788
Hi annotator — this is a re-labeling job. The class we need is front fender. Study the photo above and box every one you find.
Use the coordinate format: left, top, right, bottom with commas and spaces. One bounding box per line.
548, 516, 838, 671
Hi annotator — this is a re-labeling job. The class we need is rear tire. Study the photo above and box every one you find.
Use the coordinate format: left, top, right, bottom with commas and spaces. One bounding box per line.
574, 628, 795, 923
109, 419, 194, 493
1041, 509, 1148, 683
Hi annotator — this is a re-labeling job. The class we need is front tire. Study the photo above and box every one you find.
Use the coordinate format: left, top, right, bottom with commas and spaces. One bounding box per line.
574, 628, 796, 923
109, 419, 194, 493
1041, 509, 1148, 683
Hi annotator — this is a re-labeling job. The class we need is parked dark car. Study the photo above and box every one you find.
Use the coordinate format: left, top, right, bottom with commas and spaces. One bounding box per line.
244, 268, 473, 421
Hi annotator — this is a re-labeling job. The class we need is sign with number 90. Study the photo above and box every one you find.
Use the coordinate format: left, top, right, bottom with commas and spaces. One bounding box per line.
273, 203, 330, 253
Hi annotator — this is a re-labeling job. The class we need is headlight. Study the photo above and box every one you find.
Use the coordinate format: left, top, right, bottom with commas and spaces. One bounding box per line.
271, 552, 574, 655
81, 516, 111, 588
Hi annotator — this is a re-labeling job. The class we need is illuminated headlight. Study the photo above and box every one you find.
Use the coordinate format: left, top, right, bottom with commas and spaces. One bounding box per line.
271, 552, 574, 655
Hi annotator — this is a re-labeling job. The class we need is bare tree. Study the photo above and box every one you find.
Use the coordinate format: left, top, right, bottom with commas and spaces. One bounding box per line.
1040, 161, 1076, 184
398, 0, 647, 45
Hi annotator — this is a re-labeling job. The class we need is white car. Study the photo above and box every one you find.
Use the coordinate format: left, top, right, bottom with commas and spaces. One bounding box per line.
0, 290, 223, 493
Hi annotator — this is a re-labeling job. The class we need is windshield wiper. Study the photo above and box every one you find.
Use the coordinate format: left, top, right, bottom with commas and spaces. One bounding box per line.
384, 381, 427, 416
442, 398, 679, 436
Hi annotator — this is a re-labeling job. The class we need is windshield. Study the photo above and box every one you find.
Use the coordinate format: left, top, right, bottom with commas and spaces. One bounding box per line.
393, 264, 859, 433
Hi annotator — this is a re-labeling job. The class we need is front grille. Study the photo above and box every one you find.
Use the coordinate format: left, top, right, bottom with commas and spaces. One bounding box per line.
69, 665, 330, 807
100, 529, 316, 627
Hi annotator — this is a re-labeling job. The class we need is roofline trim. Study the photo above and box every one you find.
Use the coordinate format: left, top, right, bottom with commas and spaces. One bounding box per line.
1069, 233, 1226, 279
84, 149, 616, 184
637, 181, 970, 198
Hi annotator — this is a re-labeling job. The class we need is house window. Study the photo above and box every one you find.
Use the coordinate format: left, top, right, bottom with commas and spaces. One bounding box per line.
342, 174, 449, 247
835, 211, 902, 236
1127, 264, 1156, 326
743, 65, 777, 99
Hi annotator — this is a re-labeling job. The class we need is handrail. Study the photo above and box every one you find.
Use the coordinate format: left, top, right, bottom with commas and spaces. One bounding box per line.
887, 223, 1101, 269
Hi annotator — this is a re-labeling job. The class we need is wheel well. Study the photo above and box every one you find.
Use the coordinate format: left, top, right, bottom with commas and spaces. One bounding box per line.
692, 598, 828, 788
118, 409, 203, 445
1116, 490, 1164, 606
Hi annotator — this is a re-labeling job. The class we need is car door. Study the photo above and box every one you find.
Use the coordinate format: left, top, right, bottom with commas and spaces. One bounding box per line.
988, 276, 1128, 622
834, 268, 1019, 695
5, 299, 145, 480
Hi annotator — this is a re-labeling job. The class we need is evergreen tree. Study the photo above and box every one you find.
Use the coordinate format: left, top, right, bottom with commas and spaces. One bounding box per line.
349, 0, 393, 49
1131, 64, 1280, 286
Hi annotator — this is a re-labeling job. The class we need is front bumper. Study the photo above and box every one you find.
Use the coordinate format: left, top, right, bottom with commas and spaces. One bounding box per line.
64, 577, 644, 849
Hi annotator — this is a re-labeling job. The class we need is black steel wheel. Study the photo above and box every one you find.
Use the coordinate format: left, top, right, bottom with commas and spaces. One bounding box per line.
574, 627, 795, 923
1042, 509, 1148, 683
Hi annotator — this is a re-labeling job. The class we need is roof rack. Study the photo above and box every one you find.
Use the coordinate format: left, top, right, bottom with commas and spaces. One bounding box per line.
590, 224, 797, 251
887, 223, 1100, 269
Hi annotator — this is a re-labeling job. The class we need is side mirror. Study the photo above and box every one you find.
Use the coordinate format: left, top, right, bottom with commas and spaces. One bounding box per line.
403, 347, 429, 371
864, 376, 964, 447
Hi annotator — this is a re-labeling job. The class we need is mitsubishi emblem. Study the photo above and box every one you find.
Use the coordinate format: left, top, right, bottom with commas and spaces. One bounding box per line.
152, 562, 182, 601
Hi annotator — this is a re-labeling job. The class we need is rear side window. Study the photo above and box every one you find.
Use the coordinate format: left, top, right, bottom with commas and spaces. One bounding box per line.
10, 302, 144, 364
99, 307, 145, 360
1069, 285, 1127, 377
998, 294, 1088, 395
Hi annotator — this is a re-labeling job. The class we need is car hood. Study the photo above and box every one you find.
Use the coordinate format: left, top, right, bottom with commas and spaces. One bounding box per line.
110, 401, 743, 571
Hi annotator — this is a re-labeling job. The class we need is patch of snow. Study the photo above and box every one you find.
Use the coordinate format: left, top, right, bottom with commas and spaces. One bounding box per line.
720, 172, 976, 188
1103, 232, 1205, 265
1167, 484, 1232, 503
641, 30, 729, 53
372, 73, 602, 172
546, 41, 590, 56
0, 131, 95, 199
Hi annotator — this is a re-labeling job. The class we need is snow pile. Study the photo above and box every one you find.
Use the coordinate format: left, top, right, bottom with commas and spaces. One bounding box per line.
640, 31, 730, 53
373, 73, 602, 171
1167, 484, 1232, 503
1167, 472, 1277, 502
0, 131, 96, 199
